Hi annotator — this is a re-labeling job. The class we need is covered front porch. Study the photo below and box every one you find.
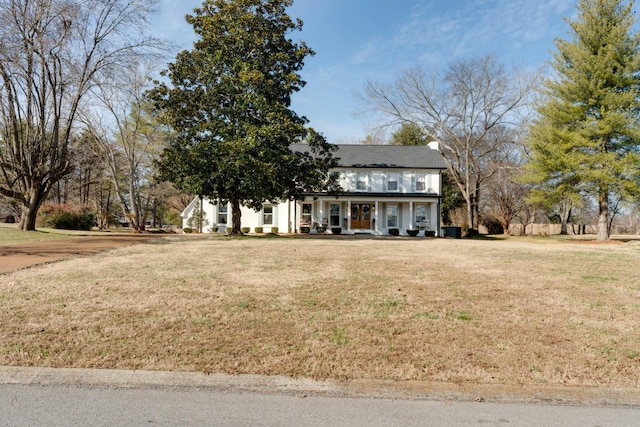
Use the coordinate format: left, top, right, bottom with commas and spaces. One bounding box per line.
296, 196, 441, 236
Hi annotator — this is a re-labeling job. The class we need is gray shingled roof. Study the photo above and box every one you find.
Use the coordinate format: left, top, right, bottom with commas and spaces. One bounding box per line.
291, 144, 448, 169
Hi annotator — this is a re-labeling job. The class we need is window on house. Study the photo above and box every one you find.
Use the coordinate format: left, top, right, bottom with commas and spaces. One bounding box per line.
301, 203, 312, 226
356, 172, 367, 190
330, 204, 340, 226
263, 204, 273, 225
387, 172, 398, 191
416, 205, 427, 224
217, 203, 228, 224
416, 172, 427, 191
387, 204, 398, 227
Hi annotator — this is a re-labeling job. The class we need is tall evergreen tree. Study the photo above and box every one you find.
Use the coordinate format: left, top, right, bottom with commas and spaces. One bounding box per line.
524, 0, 640, 240
150, 0, 336, 235
389, 122, 428, 146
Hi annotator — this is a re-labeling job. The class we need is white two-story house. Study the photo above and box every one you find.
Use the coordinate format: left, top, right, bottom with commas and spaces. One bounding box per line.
181, 143, 448, 236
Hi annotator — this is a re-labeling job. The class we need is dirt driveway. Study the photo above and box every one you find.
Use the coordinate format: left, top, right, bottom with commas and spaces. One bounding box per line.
0, 234, 163, 274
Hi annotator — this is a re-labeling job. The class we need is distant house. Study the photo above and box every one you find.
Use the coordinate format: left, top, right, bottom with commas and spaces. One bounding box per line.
181, 143, 448, 236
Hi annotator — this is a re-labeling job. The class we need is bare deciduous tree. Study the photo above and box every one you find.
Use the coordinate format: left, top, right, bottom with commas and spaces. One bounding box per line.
484, 162, 529, 234
0, 0, 162, 230
84, 59, 167, 232
361, 55, 537, 230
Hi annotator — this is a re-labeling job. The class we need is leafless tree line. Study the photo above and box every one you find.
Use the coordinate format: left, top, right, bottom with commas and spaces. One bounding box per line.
0, 0, 188, 230
361, 55, 539, 232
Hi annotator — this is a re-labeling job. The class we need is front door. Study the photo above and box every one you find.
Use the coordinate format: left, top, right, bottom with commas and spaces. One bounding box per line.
351, 203, 371, 229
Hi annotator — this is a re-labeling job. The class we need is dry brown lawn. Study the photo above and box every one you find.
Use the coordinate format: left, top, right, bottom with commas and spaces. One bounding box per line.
1, 235, 639, 389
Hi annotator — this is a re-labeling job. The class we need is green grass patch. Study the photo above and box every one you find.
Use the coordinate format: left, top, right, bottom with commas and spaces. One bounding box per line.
0, 224, 79, 245
455, 311, 473, 321
330, 327, 350, 345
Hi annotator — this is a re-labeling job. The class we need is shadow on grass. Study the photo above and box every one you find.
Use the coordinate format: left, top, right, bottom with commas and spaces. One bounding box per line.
463, 234, 509, 241
216, 233, 292, 240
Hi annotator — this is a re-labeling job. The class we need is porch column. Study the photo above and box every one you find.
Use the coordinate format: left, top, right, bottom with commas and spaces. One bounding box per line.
347, 200, 352, 230
288, 200, 293, 234
318, 201, 324, 225
374, 200, 379, 232
409, 201, 414, 230
436, 200, 442, 237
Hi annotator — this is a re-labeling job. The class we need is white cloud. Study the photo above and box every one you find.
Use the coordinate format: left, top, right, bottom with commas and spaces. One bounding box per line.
372, 0, 577, 67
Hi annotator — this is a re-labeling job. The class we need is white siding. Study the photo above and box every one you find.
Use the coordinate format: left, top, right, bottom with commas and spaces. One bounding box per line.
179, 165, 442, 235
343, 171, 355, 191
429, 172, 440, 193
399, 172, 410, 193
182, 199, 289, 233
371, 171, 384, 192
181, 198, 218, 231
337, 169, 441, 194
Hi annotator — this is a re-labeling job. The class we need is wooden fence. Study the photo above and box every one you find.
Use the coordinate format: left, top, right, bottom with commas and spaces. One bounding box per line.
508, 223, 599, 236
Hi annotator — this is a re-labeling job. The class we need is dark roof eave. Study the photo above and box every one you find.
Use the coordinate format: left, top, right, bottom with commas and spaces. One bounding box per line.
336, 165, 448, 170
299, 192, 442, 199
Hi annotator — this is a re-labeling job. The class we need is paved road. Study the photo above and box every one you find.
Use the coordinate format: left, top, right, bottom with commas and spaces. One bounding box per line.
2, 382, 640, 427
1, 367, 639, 426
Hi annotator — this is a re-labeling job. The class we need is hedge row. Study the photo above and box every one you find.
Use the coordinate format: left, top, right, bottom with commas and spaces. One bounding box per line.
38, 204, 96, 231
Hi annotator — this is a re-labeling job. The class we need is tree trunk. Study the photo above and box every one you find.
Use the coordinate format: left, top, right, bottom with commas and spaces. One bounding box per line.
230, 198, 243, 235
453, 174, 473, 229
525, 206, 537, 236
560, 205, 571, 235
98, 185, 112, 229
151, 198, 158, 228
500, 217, 510, 234
116, 194, 139, 232
472, 202, 478, 231
20, 206, 38, 231
472, 181, 481, 231
19, 187, 45, 231
597, 190, 610, 241
465, 152, 473, 229
128, 163, 144, 232
466, 198, 473, 229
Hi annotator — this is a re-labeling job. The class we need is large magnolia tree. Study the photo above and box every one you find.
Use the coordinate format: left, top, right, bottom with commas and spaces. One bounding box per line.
524, 0, 640, 240
150, 0, 336, 234
0, 0, 162, 230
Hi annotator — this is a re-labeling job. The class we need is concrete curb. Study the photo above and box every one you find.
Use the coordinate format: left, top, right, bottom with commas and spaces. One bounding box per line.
1, 366, 639, 407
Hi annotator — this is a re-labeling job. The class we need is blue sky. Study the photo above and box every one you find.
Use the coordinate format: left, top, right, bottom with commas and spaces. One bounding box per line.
152, 0, 583, 143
